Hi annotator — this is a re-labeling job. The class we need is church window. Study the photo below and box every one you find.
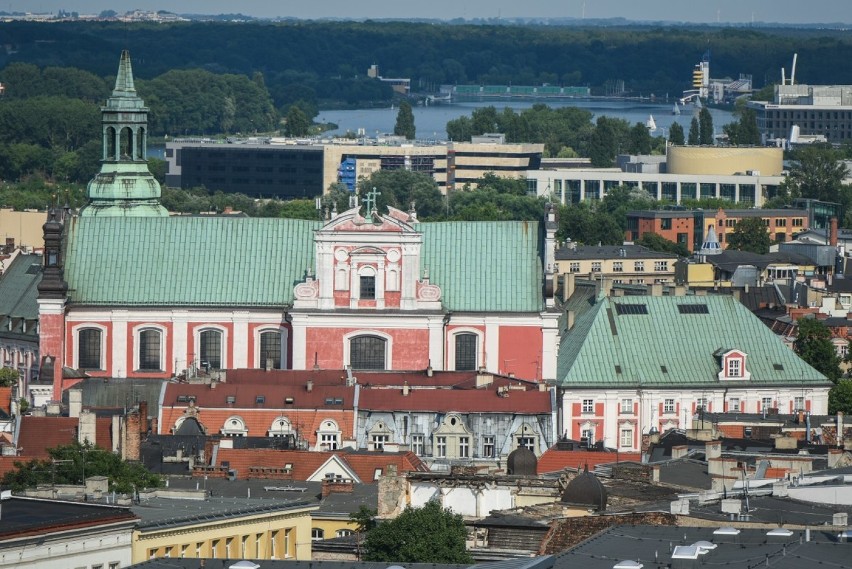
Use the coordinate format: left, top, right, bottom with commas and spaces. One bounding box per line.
349, 335, 386, 370
199, 329, 223, 370
454, 333, 478, 371
78, 328, 103, 369
259, 330, 283, 369
106, 126, 116, 160
360, 275, 376, 299
120, 127, 133, 159
138, 328, 162, 371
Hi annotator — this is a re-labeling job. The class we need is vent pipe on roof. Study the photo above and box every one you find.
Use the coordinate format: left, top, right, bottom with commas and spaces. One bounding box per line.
306, 379, 313, 393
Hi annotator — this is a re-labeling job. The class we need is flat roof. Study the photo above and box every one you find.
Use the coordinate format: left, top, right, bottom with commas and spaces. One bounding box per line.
0, 497, 136, 540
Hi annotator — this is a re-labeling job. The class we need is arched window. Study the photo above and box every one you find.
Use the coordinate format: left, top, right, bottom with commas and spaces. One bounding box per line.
105, 126, 116, 160
317, 419, 340, 450
199, 329, 223, 370
269, 417, 292, 437
454, 333, 478, 371
136, 126, 145, 160
78, 328, 103, 370
349, 335, 386, 370
138, 328, 162, 371
120, 126, 133, 159
259, 330, 283, 369
221, 416, 247, 437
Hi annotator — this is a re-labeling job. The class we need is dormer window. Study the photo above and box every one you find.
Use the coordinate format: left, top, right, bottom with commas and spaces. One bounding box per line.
717, 349, 751, 381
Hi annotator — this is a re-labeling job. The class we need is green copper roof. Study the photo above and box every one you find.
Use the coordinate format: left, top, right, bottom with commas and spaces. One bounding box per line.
0, 253, 41, 319
556, 294, 829, 388
64, 217, 320, 306
420, 221, 543, 312
63, 217, 545, 312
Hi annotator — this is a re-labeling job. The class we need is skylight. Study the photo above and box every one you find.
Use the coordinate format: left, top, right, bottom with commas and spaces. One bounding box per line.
615, 303, 648, 315
678, 304, 709, 314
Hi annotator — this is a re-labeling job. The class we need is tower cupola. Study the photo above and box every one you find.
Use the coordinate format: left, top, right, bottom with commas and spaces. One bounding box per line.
80, 50, 168, 217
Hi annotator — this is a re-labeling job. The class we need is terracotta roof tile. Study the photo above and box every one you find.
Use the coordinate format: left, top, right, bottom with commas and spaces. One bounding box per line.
0, 387, 11, 415
210, 448, 429, 482
359, 387, 552, 413
163, 382, 355, 409
223, 369, 541, 389
17, 417, 78, 459
537, 448, 641, 474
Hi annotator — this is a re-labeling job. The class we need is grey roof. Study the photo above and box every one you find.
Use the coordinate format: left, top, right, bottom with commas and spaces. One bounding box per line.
556, 244, 677, 261
0, 496, 136, 539
130, 561, 474, 569
706, 249, 816, 274
655, 459, 712, 490
63, 377, 169, 417
551, 525, 852, 569
0, 253, 41, 341
132, 496, 316, 530
686, 495, 852, 526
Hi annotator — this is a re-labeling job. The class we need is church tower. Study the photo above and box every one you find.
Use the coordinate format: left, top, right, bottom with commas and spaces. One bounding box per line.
80, 50, 168, 217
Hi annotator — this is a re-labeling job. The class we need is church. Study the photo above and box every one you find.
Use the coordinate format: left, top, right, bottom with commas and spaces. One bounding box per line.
37, 51, 560, 401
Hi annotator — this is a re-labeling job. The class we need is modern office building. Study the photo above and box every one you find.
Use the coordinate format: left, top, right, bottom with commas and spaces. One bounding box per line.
165, 137, 543, 197
527, 146, 785, 207
748, 83, 852, 145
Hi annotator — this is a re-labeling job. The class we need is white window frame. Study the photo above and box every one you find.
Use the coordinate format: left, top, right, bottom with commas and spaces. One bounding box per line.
483, 435, 495, 458
71, 322, 107, 370
582, 399, 594, 414
569, 262, 581, 273
255, 326, 289, 369
193, 324, 228, 370
762, 397, 773, 410
132, 323, 166, 372
312, 528, 324, 541
371, 434, 389, 451
729, 397, 741, 412
794, 396, 805, 412
317, 419, 341, 450
459, 436, 470, 458
664, 398, 675, 414
435, 435, 447, 457
221, 415, 248, 437
634, 261, 645, 272
447, 327, 483, 372
613, 261, 623, 272
411, 434, 424, 455
620, 398, 633, 414
654, 260, 669, 272
620, 427, 633, 448
268, 417, 293, 437
727, 358, 742, 377
343, 329, 392, 370
591, 262, 602, 272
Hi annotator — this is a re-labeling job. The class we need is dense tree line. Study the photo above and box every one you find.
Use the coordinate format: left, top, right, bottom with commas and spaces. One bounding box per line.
4, 21, 852, 110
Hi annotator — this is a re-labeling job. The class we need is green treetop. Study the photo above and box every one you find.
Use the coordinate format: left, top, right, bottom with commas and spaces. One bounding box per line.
794, 317, 841, 384
725, 217, 771, 254
394, 100, 416, 140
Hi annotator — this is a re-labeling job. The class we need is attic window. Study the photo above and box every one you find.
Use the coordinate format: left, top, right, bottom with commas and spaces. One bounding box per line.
615, 365, 622, 374
661, 365, 668, 373
226, 395, 236, 404
678, 304, 709, 314
285, 397, 294, 404
773, 363, 784, 371
256, 395, 265, 404
325, 397, 334, 405
335, 398, 343, 405
177, 395, 188, 403
614, 303, 648, 315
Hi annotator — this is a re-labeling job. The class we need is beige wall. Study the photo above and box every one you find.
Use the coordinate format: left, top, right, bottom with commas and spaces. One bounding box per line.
555, 257, 676, 284
132, 505, 316, 563
667, 146, 783, 176
0, 208, 45, 250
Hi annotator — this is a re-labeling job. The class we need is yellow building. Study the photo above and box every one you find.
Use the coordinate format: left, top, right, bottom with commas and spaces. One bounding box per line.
0, 207, 45, 251
555, 244, 680, 286
131, 497, 317, 563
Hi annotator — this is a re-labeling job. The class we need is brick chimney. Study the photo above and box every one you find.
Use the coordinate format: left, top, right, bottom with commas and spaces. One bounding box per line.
830, 217, 839, 247
322, 477, 355, 498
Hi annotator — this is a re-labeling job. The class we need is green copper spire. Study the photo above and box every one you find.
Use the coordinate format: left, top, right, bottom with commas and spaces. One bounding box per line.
80, 50, 168, 217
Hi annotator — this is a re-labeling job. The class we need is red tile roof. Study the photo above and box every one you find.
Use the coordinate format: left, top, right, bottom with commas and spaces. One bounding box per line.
17, 417, 78, 459
223, 369, 540, 389
0, 387, 11, 415
163, 382, 356, 409
359, 386, 552, 413
536, 448, 641, 474
209, 448, 428, 482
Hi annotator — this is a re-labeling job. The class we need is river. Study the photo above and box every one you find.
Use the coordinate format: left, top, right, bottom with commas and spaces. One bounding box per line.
315, 99, 735, 141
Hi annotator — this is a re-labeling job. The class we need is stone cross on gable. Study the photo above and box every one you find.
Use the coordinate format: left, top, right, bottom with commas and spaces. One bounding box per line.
363, 187, 381, 213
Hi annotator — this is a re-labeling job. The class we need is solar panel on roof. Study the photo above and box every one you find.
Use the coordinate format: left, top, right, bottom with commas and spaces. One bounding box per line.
614, 303, 648, 315
678, 304, 709, 314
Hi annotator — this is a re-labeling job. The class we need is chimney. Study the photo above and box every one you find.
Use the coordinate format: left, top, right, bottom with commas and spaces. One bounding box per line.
426, 364, 433, 377
705, 440, 722, 460
831, 217, 839, 247
838, 412, 844, 446
402, 382, 410, 396
476, 370, 493, 388
566, 310, 576, 331
68, 388, 83, 419
650, 283, 663, 297
306, 379, 313, 392
672, 445, 688, 459
828, 448, 843, 469
322, 477, 354, 498
674, 285, 686, 297
563, 273, 575, 302
78, 410, 97, 445
138, 401, 148, 432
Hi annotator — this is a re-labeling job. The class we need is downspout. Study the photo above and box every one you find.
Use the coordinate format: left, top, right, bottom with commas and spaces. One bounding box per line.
442, 312, 452, 370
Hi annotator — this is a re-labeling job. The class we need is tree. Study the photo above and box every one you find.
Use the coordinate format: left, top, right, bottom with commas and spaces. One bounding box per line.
394, 100, 415, 140
0, 368, 18, 387
698, 107, 714, 145
794, 317, 842, 383
725, 217, 771, 254
687, 117, 700, 145
362, 500, 473, 563
829, 380, 852, 414
284, 105, 310, 137
669, 122, 685, 146
627, 121, 652, 155
588, 116, 619, 167
723, 108, 760, 146
636, 232, 689, 257
781, 145, 849, 204
1, 441, 162, 494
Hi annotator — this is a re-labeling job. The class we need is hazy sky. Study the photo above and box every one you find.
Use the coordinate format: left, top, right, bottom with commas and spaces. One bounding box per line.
17, 0, 852, 25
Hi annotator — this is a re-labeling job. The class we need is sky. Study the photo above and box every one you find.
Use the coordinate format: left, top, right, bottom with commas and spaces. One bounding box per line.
16, 0, 852, 25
